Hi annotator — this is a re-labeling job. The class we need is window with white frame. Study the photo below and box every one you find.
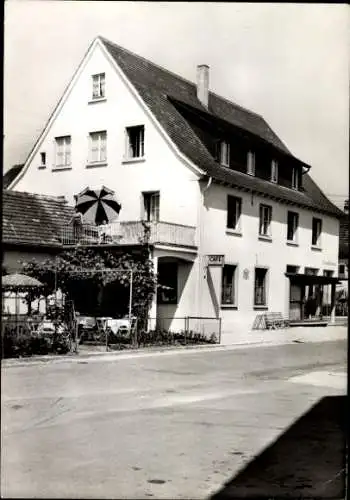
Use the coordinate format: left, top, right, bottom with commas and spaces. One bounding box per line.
219, 141, 230, 166
126, 126, 145, 159
271, 159, 278, 183
143, 191, 160, 222
55, 136, 71, 167
247, 151, 255, 175
292, 167, 299, 189
92, 73, 105, 100
254, 268, 268, 306
287, 211, 299, 242
259, 204, 272, 237
221, 265, 237, 306
227, 196, 242, 231
89, 131, 107, 163
311, 217, 322, 246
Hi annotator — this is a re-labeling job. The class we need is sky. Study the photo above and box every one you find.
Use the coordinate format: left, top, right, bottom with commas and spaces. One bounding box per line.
3, 1, 349, 208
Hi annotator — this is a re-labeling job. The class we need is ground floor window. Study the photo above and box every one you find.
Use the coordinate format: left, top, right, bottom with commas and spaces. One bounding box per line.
157, 262, 178, 304
254, 268, 268, 306
221, 265, 237, 306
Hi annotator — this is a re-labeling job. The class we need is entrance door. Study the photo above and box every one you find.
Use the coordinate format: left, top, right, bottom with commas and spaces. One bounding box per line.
289, 283, 303, 321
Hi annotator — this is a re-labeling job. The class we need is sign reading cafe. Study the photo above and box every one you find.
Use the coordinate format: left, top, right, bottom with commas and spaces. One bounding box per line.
206, 255, 225, 267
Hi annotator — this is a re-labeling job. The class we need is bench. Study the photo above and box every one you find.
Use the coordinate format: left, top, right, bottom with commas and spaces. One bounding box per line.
264, 312, 290, 330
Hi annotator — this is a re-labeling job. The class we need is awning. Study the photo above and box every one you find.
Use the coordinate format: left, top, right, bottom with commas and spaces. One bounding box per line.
285, 273, 340, 285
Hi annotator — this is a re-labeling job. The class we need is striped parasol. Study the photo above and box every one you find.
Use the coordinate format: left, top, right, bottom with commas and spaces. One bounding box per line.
74, 186, 122, 225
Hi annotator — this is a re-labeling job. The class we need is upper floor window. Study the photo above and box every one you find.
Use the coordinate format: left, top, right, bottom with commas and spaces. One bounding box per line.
271, 159, 278, 183
219, 141, 230, 167
292, 167, 299, 190
287, 211, 299, 242
305, 267, 319, 275
247, 151, 255, 175
126, 126, 145, 159
55, 136, 71, 167
323, 270, 334, 277
92, 73, 105, 100
227, 196, 242, 232
143, 191, 160, 222
338, 264, 346, 276
254, 268, 268, 306
40, 152, 46, 167
286, 265, 300, 274
259, 204, 272, 237
311, 217, 322, 247
221, 264, 237, 306
89, 131, 107, 163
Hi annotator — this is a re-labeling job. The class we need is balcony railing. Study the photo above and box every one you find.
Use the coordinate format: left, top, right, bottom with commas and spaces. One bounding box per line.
60, 221, 197, 248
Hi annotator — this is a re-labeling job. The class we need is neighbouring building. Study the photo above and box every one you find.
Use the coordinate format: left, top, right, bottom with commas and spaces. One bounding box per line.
6, 36, 343, 341
336, 201, 349, 316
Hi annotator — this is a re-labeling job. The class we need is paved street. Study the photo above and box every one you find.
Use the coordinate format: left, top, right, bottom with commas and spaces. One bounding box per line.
1, 339, 347, 499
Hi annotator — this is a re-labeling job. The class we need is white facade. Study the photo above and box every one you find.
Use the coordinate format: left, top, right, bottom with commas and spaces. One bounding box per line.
10, 38, 340, 341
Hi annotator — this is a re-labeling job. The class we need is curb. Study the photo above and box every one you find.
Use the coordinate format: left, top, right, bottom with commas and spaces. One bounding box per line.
1, 334, 346, 367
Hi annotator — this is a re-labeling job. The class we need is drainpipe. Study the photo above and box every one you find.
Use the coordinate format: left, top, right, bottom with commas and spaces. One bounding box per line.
196, 176, 213, 320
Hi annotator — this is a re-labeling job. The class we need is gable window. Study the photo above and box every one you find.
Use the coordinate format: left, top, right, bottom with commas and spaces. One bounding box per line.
227, 196, 242, 232
40, 152, 46, 167
247, 151, 255, 175
271, 159, 278, 183
143, 191, 160, 222
292, 167, 299, 190
89, 131, 107, 163
92, 73, 105, 100
157, 262, 178, 304
126, 126, 145, 159
254, 268, 268, 306
221, 265, 237, 306
219, 141, 230, 167
311, 217, 322, 247
287, 211, 299, 242
259, 204, 272, 237
55, 136, 71, 167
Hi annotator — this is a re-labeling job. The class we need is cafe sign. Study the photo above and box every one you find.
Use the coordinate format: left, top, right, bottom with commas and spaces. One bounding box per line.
206, 254, 225, 267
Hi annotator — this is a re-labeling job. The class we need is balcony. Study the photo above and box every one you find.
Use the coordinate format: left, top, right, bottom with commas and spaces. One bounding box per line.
60, 221, 197, 249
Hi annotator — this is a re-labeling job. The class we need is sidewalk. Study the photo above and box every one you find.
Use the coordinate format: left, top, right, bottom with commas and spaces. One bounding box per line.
1, 325, 347, 367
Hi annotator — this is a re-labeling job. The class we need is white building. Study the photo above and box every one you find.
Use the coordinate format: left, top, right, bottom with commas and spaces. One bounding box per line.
8, 36, 343, 342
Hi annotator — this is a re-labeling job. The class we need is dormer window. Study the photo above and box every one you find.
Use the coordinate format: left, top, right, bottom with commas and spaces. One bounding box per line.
271, 159, 278, 183
247, 151, 255, 176
292, 167, 299, 190
92, 73, 105, 100
219, 141, 230, 167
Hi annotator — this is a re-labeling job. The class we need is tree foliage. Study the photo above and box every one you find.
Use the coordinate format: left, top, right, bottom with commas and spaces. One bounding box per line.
21, 243, 157, 328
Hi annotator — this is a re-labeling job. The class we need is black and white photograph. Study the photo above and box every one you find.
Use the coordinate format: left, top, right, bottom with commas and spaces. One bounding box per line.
2, 1, 348, 498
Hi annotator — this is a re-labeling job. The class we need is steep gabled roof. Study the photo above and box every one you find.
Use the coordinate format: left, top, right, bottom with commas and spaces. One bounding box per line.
2, 190, 74, 246
100, 36, 342, 218
3, 164, 25, 189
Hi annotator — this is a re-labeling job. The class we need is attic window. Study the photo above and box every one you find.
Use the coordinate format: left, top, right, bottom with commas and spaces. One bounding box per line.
292, 167, 299, 190
219, 141, 230, 167
271, 160, 278, 183
247, 151, 255, 176
92, 73, 105, 100
40, 152, 46, 167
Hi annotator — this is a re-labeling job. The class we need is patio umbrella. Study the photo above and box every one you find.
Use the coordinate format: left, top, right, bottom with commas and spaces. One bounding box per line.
74, 186, 122, 225
2, 273, 44, 290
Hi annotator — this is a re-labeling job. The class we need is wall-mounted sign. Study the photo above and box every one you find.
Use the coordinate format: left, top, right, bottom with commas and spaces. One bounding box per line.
206, 254, 225, 267
322, 260, 336, 267
243, 268, 249, 280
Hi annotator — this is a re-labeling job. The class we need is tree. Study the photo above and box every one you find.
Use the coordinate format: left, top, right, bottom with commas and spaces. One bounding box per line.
21, 243, 157, 332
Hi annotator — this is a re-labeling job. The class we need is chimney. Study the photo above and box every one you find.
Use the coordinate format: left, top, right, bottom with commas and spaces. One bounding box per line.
197, 64, 209, 108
